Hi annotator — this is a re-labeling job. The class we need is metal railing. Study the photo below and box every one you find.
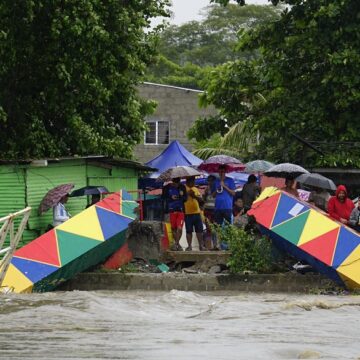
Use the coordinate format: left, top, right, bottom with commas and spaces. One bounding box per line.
0, 207, 31, 290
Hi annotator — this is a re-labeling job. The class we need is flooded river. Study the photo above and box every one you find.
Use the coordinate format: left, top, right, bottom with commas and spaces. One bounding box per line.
1, 290, 360, 359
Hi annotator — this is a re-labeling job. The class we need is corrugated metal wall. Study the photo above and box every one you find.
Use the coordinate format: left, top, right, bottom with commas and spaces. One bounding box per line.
0, 165, 28, 249
0, 160, 141, 246
0, 165, 26, 217
26, 161, 87, 232
87, 165, 139, 200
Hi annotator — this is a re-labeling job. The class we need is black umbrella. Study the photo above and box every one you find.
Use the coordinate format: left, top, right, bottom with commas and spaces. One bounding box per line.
264, 163, 309, 178
70, 186, 109, 197
296, 173, 336, 191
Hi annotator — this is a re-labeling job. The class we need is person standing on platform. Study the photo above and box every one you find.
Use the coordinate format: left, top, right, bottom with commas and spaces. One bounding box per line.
184, 177, 205, 251
212, 164, 236, 250
164, 177, 187, 251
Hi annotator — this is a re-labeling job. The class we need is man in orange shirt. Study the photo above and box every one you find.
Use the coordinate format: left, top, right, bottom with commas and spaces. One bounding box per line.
184, 177, 205, 251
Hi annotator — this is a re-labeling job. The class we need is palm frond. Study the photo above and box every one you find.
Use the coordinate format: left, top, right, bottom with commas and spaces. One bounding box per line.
221, 120, 257, 152
192, 147, 243, 160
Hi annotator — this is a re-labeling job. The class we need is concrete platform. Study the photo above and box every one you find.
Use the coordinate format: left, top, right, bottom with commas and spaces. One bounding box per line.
58, 272, 340, 293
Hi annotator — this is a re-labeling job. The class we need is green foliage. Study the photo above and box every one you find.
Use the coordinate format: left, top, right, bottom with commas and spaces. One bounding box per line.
0, 0, 169, 159
193, 0, 360, 167
146, 4, 280, 89
213, 225, 273, 274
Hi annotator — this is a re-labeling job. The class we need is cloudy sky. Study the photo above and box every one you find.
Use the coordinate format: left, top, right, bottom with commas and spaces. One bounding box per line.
169, 0, 269, 25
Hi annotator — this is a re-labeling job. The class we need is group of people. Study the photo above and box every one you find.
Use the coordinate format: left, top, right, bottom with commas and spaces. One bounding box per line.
278, 177, 360, 232
162, 165, 261, 251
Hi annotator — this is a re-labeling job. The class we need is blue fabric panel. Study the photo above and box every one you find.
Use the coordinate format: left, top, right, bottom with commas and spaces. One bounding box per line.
11, 257, 58, 284
271, 193, 309, 228
332, 227, 360, 268
96, 207, 132, 240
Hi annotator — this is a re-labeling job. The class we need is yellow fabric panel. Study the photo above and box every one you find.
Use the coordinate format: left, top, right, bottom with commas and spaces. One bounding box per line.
184, 186, 201, 214
165, 222, 174, 245
1, 263, 33, 293
57, 206, 104, 241
254, 187, 280, 203
298, 209, 340, 246
337, 245, 360, 289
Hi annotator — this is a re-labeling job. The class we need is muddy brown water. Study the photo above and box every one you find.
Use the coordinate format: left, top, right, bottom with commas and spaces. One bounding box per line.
1, 290, 360, 359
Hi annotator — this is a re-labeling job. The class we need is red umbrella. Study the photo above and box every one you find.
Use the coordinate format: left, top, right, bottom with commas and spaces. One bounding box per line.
198, 155, 245, 173
38, 183, 74, 215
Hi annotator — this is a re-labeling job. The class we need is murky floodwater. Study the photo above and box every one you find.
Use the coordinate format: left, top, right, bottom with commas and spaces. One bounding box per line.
1, 290, 360, 360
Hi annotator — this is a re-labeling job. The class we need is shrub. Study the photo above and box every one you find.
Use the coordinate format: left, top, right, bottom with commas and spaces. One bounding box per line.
213, 224, 273, 274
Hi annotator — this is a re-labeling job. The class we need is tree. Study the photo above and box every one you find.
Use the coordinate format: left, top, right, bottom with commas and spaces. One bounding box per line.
191, 0, 360, 166
0, 0, 169, 159
146, 4, 280, 89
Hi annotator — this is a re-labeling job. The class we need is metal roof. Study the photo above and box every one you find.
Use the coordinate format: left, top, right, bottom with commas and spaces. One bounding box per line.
0, 156, 156, 172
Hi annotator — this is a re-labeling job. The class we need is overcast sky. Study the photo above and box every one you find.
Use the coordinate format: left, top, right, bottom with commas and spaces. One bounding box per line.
168, 0, 270, 25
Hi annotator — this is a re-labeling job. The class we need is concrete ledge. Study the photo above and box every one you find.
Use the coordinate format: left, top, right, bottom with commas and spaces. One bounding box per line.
58, 272, 339, 293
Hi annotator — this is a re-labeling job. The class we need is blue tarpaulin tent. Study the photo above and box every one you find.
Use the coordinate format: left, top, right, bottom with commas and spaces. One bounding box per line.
139, 141, 203, 189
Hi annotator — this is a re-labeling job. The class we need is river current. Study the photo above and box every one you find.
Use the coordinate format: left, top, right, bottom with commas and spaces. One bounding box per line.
1, 290, 359, 360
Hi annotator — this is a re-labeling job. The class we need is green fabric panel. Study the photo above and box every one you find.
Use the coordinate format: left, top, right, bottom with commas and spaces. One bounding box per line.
122, 201, 138, 219
56, 229, 102, 266
33, 230, 127, 292
272, 211, 310, 246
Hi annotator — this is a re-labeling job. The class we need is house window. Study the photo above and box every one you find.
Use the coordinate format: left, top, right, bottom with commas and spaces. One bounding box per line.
145, 121, 169, 145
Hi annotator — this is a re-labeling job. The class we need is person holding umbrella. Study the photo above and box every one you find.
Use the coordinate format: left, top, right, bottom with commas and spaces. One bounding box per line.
53, 193, 71, 227
163, 177, 187, 251
281, 176, 300, 198
213, 164, 236, 226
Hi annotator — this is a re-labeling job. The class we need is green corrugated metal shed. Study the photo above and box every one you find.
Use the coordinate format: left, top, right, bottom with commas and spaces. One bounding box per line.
0, 156, 154, 247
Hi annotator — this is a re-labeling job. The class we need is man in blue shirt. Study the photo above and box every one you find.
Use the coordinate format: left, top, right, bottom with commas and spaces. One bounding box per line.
163, 178, 187, 251
212, 164, 236, 227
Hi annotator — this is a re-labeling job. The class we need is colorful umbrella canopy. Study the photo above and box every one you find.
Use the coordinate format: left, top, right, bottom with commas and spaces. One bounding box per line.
296, 173, 336, 191
38, 183, 74, 215
248, 187, 360, 290
157, 166, 201, 182
70, 186, 109, 197
198, 155, 245, 173
264, 163, 309, 178
245, 160, 274, 173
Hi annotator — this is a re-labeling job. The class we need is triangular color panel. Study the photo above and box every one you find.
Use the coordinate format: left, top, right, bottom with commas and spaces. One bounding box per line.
56, 230, 102, 266
272, 211, 310, 246
121, 201, 138, 219
247, 192, 281, 229
11, 257, 58, 284
14, 229, 60, 267
336, 244, 360, 288
120, 190, 134, 201
1, 263, 34, 293
57, 206, 104, 241
96, 207, 133, 240
299, 227, 340, 266
297, 210, 340, 247
332, 227, 360, 268
253, 187, 280, 204
96, 193, 121, 213
271, 193, 309, 228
